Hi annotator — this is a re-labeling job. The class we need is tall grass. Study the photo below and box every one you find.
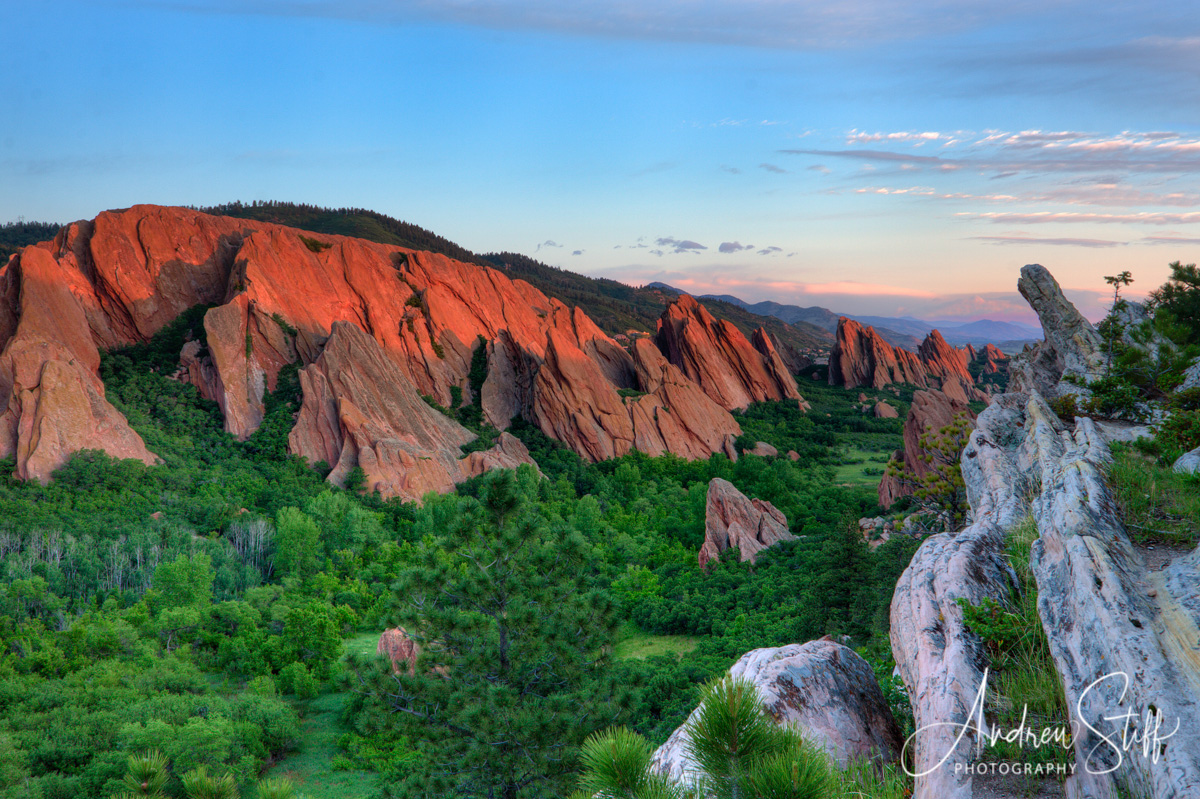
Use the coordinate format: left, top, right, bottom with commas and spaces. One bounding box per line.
1107, 444, 1200, 547
958, 516, 1073, 777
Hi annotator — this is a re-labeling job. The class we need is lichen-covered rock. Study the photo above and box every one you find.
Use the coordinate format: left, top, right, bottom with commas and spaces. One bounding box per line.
1025, 398, 1200, 799
1179, 357, 1200, 392
1174, 446, 1200, 474
650, 640, 904, 786
1009, 264, 1106, 397
698, 478, 795, 567
889, 393, 1029, 799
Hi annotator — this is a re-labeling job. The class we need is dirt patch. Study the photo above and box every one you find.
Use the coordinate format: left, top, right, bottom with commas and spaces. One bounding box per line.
1134, 541, 1194, 572
973, 771, 1066, 798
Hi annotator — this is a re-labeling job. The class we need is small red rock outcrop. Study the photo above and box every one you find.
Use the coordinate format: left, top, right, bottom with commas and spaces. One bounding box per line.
874, 401, 899, 419
656, 295, 803, 411
878, 389, 976, 509
699, 478, 796, 568
378, 627, 419, 675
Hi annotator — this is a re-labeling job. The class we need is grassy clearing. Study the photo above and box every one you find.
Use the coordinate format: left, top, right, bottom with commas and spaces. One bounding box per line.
272, 692, 376, 799
958, 516, 1073, 780
613, 623, 699, 660
1107, 444, 1200, 547
266, 632, 384, 799
833, 445, 893, 487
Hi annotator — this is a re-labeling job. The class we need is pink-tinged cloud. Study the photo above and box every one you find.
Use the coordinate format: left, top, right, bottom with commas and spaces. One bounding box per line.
971, 236, 1127, 248
801, 280, 937, 298
960, 211, 1200, 225
1141, 236, 1200, 245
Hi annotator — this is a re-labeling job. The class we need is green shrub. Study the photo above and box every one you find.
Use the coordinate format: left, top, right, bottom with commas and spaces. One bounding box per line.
298, 235, 331, 253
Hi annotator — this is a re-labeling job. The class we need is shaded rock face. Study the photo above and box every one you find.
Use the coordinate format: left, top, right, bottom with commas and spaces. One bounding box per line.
698, 478, 795, 568
759, 329, 812, 375
377, 627, 418, 675
656, 294, 803, 411
1009, 263, 1106, 397
878, 389, 976, 509
289, 322, 477, 500
829, 318, 987, 402
828, 317, 927, 390
650, 641, 904, 786
0, 205, 766, 491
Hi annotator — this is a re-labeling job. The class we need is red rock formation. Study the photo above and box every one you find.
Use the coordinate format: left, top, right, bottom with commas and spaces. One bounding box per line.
378, 627, 418, 675
0, 205, 780, 491
656, 295, 803, 410
878, 389, 976, 508
827, 318, 927, 390
744, 441, 779, 458
917, 330, 972, 383
874, 401, 899, 419
626, 338, 743, 459
289, 322, 477, 500
830, 319, 989, 402
979, 343, 1008, 375
699, 478, 796, 568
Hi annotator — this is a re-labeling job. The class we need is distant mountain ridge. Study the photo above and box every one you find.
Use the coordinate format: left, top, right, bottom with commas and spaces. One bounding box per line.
647, 282, 1039, 351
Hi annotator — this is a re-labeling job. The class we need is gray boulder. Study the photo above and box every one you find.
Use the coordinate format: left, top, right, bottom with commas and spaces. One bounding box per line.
1174, 446, 1200, 475
1180, 357, 1200, 392
650, 640, 904, 787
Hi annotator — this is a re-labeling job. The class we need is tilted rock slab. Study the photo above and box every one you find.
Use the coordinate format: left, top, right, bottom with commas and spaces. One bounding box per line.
655, 294, 803, 411
889, 392, 1029, 799
650, 640, 904, 786
829, 317, 986, 401
1009, 263, 1106, 398
893, 390, 1200, 798
829, 317, 928, 390
878, 388, 976, 509
698, 477, 796, 568
1025, 396, 1200, 799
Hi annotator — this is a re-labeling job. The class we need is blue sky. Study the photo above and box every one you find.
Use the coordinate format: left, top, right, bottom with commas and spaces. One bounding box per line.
4, 1, 1199, 321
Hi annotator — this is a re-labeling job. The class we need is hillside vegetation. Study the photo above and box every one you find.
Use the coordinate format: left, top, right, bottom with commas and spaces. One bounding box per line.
0, 300, 907, 798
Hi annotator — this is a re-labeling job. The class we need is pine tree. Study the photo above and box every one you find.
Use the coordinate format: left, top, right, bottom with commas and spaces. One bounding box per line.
353, 469, 627, 798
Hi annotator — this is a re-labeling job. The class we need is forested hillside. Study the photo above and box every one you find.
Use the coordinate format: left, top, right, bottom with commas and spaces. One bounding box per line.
0, 300, 912, 798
